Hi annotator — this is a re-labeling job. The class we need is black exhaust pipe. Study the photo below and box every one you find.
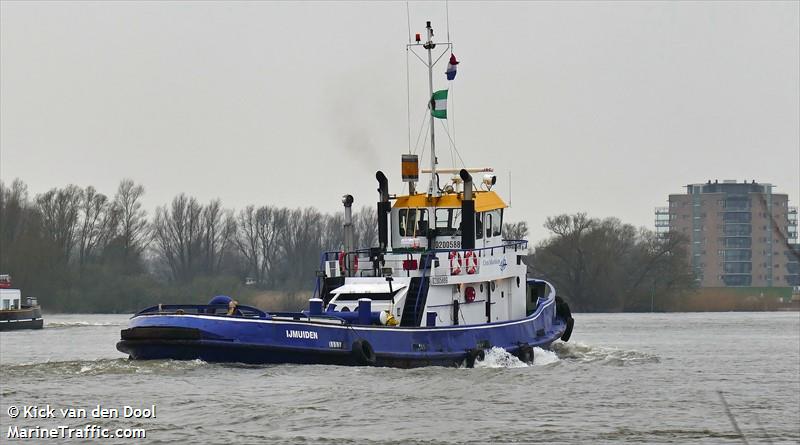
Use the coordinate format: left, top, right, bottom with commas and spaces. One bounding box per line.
460, 169, 475, 250
376, 171, 390, 251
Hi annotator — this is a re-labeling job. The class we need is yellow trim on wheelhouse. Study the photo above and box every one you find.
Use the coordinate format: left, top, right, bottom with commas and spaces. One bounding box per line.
393, 191, 507, 212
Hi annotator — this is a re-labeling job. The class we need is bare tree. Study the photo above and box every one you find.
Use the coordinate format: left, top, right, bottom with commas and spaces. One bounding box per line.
272, 207, 325, 290
354, 206, 377, 248
532, 213, 693, 311
113, 179, 149, 265
323, 212, 345, 251
235, 205, 261, 283
35, 185, 84, 264
77, 186, 119, 268
0, 179, 30, 253
200, 199, 235, 275
151, 194, 203, 283
257, 206, 289, 287
503, 221, 529, 240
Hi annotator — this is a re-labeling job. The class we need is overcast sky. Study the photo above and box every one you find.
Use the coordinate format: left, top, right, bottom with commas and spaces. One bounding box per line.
1, 1, 798, 241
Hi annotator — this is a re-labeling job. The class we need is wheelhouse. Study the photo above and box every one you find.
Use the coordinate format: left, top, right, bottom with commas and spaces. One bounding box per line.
391, 190, 507, 251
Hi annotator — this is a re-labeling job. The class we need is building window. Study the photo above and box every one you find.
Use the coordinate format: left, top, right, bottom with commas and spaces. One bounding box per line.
724, 237, 751, 248
724, 250, 752, 261
723, 224, 751, 236
724, 212, 751, 223
722, 275, 752, 286
723, 263, 752, 273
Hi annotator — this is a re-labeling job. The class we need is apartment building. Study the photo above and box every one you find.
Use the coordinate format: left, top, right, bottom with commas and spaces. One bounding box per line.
655, 180, 798, 287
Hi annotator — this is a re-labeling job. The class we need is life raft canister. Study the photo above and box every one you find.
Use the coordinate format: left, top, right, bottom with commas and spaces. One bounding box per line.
464, 250, 478, 274
449, 250, 463, 275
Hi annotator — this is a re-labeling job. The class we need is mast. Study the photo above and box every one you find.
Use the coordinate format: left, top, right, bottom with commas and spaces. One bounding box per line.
423, 21, 438, 197
408, 20, 450, 197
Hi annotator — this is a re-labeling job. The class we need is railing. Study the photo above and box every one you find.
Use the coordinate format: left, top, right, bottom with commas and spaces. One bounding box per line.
429, 239, 528, 276
135, 304, 268, 319
413, 254, 432, 324
315, 239, 529, 283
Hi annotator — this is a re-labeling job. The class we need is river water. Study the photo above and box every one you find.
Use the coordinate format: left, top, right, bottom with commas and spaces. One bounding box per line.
1, 312, 798, 444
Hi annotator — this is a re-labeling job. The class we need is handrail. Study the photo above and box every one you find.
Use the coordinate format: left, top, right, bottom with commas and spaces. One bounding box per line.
413, 253, 430, 325
135, 304, 268, 319
321, 239, 528, 260
312, 250, 329, 298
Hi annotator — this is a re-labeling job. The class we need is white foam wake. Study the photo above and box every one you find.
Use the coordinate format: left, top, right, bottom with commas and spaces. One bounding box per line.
551, 341, 659, 365
472, 346, 560, 368
45, 321, 123, 328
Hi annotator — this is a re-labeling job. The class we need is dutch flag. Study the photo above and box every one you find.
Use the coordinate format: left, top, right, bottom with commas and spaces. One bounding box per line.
445, 53, 459, 81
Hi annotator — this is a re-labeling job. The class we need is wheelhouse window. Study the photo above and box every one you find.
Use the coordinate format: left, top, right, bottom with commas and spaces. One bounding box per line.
475, 212, 483, 239
434, 208, 462, 236
398, 209, 429, 237
484, 209, 503, 238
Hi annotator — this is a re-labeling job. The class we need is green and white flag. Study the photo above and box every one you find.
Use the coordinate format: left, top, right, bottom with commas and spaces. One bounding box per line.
430, 89, 448, 119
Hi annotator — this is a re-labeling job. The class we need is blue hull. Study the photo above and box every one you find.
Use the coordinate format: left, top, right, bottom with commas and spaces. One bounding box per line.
117, 296, 569, 368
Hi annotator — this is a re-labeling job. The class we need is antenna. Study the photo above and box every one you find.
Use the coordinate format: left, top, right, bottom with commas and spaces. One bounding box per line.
446, 0, 451, 44
406, 2, 412, 43
509, 171, 512, 207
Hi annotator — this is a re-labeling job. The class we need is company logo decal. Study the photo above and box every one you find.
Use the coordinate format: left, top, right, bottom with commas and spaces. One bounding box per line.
482, 256, 508, 272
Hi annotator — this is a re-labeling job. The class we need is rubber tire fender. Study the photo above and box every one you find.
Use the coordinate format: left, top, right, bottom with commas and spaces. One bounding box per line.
555, 295, 572, 320
518, 344, 534, 363
465, 348, 485, 368
560, 317, 575, 342
351, 339, 376, 366
555, 296, 574, 342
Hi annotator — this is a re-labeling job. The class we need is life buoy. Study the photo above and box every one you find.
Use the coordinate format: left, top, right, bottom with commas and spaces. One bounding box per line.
338, 252, 358, 274
352, 339, 376, 366
465, 250, 478, 274
449, 250, 463, 275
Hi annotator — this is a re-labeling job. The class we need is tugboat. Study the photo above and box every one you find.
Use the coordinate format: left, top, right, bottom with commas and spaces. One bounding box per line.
117, 21, 574, 367
0, 275, 44, 331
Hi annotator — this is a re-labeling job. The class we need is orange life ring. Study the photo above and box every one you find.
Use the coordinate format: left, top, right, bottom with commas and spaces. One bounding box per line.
465, 250, 478, 274
449, 250, 463, 275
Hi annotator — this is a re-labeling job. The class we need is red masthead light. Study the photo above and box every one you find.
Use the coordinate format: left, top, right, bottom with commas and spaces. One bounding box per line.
415, 33, 421, 42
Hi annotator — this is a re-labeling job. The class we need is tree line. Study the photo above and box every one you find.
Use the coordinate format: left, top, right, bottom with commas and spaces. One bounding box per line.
1, 179, 693, 313
0, 179, 377, 312
525, 214, 695, 312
